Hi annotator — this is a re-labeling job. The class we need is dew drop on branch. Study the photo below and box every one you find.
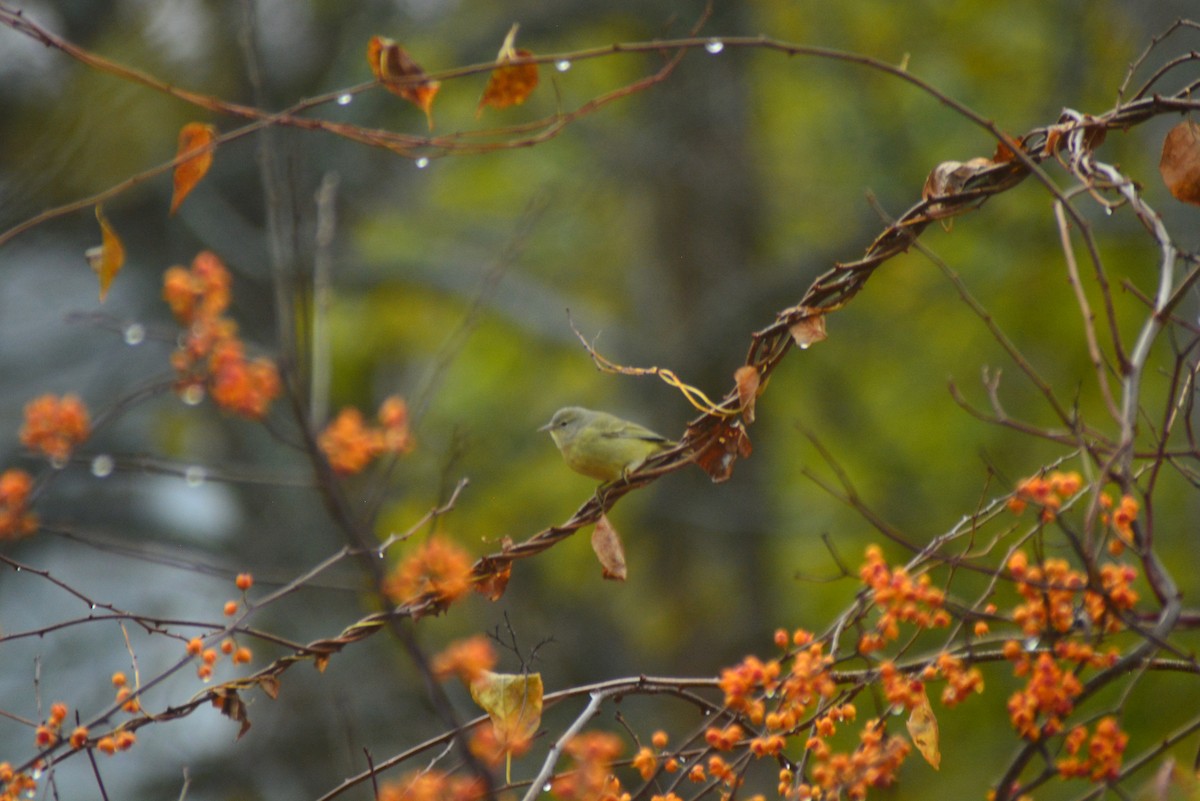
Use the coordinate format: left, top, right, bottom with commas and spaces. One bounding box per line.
705, 38, 724, 54
184, 466, 207, 487
336, 93, 353, 106
555, 59, 571, 72
123, 323, 145, 346
181, 385, 205, 406
91, 454, 114, 478
415, 157, 430, 169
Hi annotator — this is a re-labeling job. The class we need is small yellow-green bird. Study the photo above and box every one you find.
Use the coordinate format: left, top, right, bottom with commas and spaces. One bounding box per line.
540, 406, 675, 482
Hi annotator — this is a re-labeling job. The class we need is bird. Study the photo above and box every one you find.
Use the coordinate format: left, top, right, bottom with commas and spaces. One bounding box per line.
539, 406, 674, 482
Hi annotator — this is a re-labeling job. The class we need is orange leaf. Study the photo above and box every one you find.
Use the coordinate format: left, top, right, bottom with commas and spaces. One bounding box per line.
788, 311, 827, 350
474, 558, 512, 601
477, 24, 539, 116
1160, 121, 1200, 206
906, 689, 940, 770
170, 122, 216, 216
367, 35, 440, 129
86, 205, 125, 302
734, 365, 761, 424
591, 514, 627, 581
688, 417, 751, 484
469, 670, 543, 750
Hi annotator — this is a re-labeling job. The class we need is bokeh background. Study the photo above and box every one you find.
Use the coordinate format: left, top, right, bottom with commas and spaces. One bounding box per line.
1, 0, 1199, 799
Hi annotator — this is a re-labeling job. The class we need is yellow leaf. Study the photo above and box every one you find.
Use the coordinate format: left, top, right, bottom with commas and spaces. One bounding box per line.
592, 514, 627, 581
906, 689, 940, 770
86, 205, 125, 302
477, 24, 539, 116
170, 122, 216, 216
469, 670, 543, 751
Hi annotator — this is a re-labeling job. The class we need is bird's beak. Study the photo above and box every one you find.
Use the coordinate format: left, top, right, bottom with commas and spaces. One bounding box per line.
537, 421, 553, 432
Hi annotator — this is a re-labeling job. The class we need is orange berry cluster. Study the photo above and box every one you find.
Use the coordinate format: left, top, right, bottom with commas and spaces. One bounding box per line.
1004, 650, 1082, 740
0, 761, 37, 800
318, 397, 414, 476
382, 536, 473, 606
915, 652, 984, 707
0, 469, 36, 540
857, 546, 949, 654
19, 393, 90, 462
803, 720, 910, 801
1006, 470, 1082, 521
1007, 551, 1139, 637
33, 701, 69, 749
1056, 717, 1128, 781
163, 251, 280, 419
431, 635, 497, 684
550, 731, 626, 801
1102, 494, 1139, 554
374, 770, 486, 801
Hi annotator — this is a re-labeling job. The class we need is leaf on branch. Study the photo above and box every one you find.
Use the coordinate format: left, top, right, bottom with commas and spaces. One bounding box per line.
687, 417, 752, 483
1160, 120, 1200, 206
169, 122, 216, 216
922, 157, 993, 202
367, 36, 440, 129
906, 689, 940, 770
734, 365, 761, 424
211, 687, 252, 739
469, 670, 543, 751
474, 556, 513, 600
787, 311, 827, 350
591, 514, 627, 581
258, 676, 281, 700
85, 205, 124, 302
477, 24, 539, 117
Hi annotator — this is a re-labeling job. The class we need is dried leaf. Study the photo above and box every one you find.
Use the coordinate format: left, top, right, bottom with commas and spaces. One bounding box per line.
170, 122, 216, 216
906, 690, 940, 770
469, 670, 543, 750
313, 654, 330, 673
922, 157, 993, 202
367, 35, 440, 129
258, 676, 281, 700
591, 514, 627, 581
688, 417, 752, 483
86, 205, 125, 302
477, 24, 539, 116
734, 365, 760, 424
211, 687, 252, 739
474, 558, 512, 600
1160, 121, 1200, 206
788, 312, 827, 350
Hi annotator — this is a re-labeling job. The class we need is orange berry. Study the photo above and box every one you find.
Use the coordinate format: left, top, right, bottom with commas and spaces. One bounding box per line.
197, 664, 213, 681
115, 731, 136, 751
96, 736, 117, 755
688, 764, 706, 782
111, 671, 127, 688
974, 620, 990, 637
69, 726, 89, 749
34, 725, 57, 748
664, 757, 679, 773
186, 637, 204, 656
220, 639, 235, 654
773, 628, 789, 648
49, 702, 68, 724
202, 648, 218, 666
235, 572, 253, 591
651, 730, 669, 750
234, 647, 252, 665
223, 600, 239, 616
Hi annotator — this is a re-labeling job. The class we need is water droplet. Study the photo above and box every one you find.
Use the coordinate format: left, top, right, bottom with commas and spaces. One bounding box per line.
1104, 206, 1113, 216
14, 566, 20, 572
91, 454, 114, 478
415, 157, 430, 169
543, 783, 552, 793
123, 323, 145, 345
555, 59, 571, 72
50, 455, 67, 470
181, 384, 205, 406
336, 93, 353, 106
89, 603, 96, 610
1023, 637, 1039, 652
704, 39, 724, 54
184, 466, 206, 487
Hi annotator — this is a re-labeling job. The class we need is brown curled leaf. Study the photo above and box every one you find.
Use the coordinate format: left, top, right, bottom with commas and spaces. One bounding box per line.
170, 122, 216, 216
477, 24, 539, 116
734, 365, 760, 424
688, 417, 752, 483
1160, 120, 1200, 206
788, 311, 827, 350
591, 514, 627, 581
367, 35, 440, 129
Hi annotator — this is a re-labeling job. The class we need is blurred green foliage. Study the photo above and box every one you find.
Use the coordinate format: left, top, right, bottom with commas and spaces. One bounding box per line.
1, 1, 1199, 799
